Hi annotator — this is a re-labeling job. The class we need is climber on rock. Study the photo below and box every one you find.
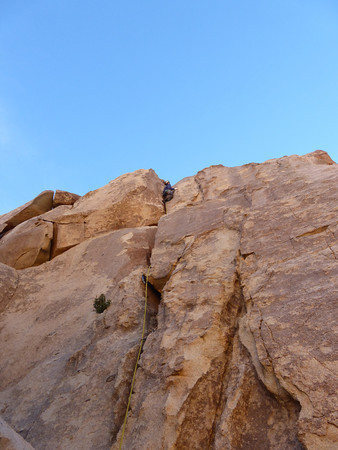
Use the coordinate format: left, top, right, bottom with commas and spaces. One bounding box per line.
141, 274, 157, 293
162, 181, 175, 210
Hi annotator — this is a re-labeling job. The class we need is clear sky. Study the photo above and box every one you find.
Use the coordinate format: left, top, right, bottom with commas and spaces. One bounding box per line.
0, 0, 337, 214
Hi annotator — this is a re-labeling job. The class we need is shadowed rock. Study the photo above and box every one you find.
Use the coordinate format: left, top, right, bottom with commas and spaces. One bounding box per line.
0, 416, 34, 449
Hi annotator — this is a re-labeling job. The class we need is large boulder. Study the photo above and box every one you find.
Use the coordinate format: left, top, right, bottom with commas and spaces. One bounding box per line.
0, 169, 164, 269
50, 169, 164, 257
53, 190, 80, 207
0, 206, 72, 270
0, 218, 53, 270
115, 200, 302, 449
0, 226, 157, 449
166, 149, 336, 214
0, 191, 54, 233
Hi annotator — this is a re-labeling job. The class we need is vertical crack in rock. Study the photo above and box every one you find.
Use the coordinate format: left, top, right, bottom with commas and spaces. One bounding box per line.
207, 269, 245, 449
237, 258, 304, 448
144, 280, 162, 334
173, 268, 246, 450
111, 259, 162, 445
50, 221, 57, 260
113, 213, 306, 448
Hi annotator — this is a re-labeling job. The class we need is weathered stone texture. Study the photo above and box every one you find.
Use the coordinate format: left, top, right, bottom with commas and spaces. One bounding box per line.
0, 218, 53, 269
0, 190, 54, 232
0, 169, 164, 269
0, 416, 34, 450
50, 168, 164, 258
0, 152, 336, 450
53, 190, 80, 207
0, 263, 18, 314
0, 226, 157, 450
113, 151, 337, 449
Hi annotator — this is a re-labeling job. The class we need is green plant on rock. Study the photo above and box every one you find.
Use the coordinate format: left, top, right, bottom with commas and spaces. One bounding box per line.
93, 294, 111, 314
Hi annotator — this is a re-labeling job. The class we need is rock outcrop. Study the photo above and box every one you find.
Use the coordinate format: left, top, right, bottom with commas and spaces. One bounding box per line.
0, 218, 53, 269
50, 168, 163, 258
0, 151, 336, 450
0, 227, 157, 449
53, 190, 80, 207
0, 169, 164, 268
0, 191, 54, 234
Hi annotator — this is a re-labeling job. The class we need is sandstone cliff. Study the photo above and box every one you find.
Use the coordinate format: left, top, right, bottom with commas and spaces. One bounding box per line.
0, 151, 336, 450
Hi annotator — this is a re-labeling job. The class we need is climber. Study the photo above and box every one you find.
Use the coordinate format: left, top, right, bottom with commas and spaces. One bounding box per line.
141, 274, 159, 299
162, 181, 175, 214
162, 180, 175, 203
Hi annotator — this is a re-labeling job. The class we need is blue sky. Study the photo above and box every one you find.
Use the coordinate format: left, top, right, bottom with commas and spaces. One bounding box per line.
0, 0, 337, 214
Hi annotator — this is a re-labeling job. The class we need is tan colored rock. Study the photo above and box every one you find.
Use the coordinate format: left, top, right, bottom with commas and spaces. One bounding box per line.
113, 151, 337, 449
238, 157, 338, 448
0, 206, 73, 270
53, 190, 80, 207
0, 168, 163, 268
0, 263, 18, 314
214, 336, 301, 449
114, 198, 303, 449
49, 169, 164, 257
0, 226, 157, 449
0, 218, 53, 270
166, 150, 336, 214
0, 416, 34, 450
0, 152, 336, 450
0, 191, 53, 232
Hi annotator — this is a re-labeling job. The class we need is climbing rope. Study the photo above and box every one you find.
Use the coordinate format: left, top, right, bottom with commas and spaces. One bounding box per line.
119, 265, 150, 450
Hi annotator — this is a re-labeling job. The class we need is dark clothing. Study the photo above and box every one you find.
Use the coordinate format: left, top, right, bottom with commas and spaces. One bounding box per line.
162, 182, 175, 203
163, 182, 172, 191
141, 274, 159, 298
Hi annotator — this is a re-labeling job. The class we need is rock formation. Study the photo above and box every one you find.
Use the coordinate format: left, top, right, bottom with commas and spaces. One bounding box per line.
0, 416, 34, 450
0, 151, 336, 449
0, 170, 162, 268
0, 190, 54, 234
53, 190, 80, 208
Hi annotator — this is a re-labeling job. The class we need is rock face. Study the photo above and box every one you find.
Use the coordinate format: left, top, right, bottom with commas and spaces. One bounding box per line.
0, 169, 164, 269
0, 218, 53, 269
0, 416, 34, 450
49, 169, 164, 258
0, 227, 157, 449
0, 191, 54, 233
0, 152, 336, 450
53, 190, 80, 207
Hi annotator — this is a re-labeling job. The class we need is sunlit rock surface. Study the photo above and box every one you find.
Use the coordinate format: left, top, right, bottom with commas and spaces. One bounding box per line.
0, 152, 336, 449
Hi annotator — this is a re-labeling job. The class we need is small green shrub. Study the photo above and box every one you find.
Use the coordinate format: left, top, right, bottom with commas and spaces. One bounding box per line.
93, 294, 111, 314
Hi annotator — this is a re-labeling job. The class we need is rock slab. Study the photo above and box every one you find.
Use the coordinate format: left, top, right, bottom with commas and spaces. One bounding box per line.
53, 190, 80, 207
114, 151, 337, 449
0, 191, 53, 232
0, 169, 164, 269
0, 152, 336, 450
0, 226, 156, 450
